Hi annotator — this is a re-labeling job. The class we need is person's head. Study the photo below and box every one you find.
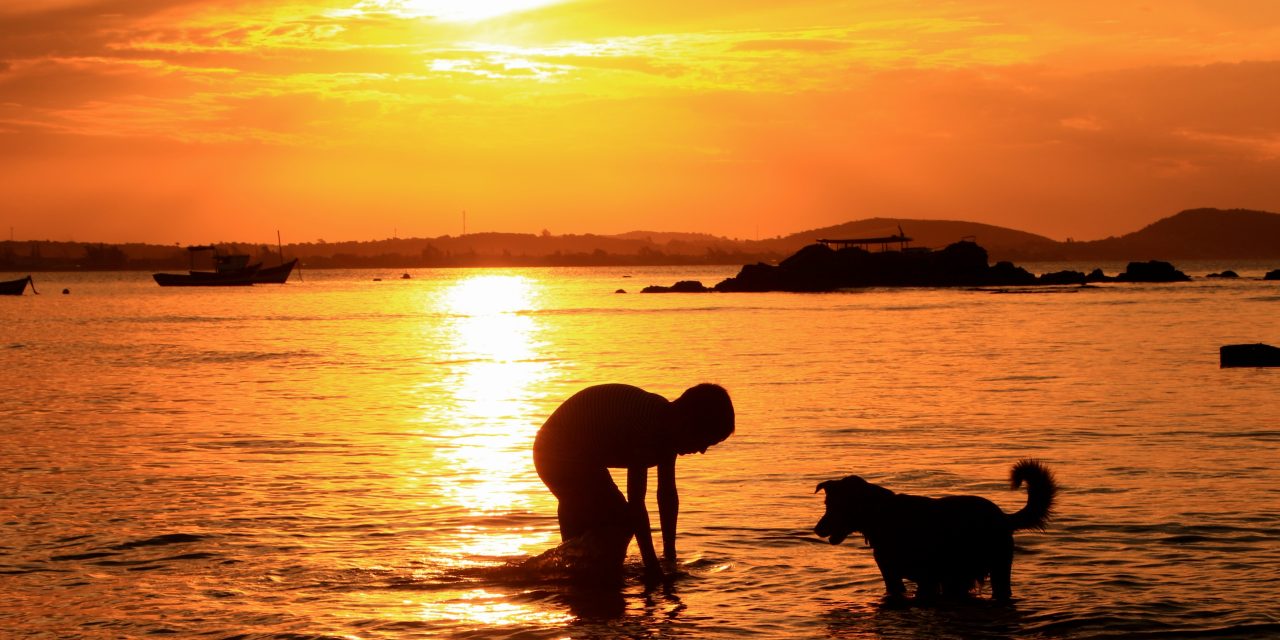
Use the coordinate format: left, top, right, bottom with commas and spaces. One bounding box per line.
670, 383, 734, 455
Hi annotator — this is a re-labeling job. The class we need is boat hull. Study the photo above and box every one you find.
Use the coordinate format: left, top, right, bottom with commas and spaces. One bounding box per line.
252, 259, 297, 284
153, 266, 259, 287
1, 275, 33, 295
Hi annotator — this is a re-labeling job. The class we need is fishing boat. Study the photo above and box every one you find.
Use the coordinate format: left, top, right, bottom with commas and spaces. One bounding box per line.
153, 233, 297, 287
153, 246, 259, 287
0, 275, 35, 295
153, 264, 260, 287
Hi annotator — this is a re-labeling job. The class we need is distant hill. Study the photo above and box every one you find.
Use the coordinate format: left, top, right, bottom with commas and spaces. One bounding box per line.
1059, 209, 1280, 260
611, 230, 735, 244
736, 209, 1280, 261
268, 207, 1280, 263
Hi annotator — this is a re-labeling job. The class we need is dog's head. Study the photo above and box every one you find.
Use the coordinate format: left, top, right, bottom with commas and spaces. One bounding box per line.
813, 475, 894, 545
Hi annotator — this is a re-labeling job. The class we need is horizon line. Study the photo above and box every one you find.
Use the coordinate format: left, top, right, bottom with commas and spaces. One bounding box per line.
6, 207, 1271, 248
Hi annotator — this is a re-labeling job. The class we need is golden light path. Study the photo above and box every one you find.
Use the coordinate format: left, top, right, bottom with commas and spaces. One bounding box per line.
417, 588, 574, 629
426, 274, 556, 559
405, 274, 571, 628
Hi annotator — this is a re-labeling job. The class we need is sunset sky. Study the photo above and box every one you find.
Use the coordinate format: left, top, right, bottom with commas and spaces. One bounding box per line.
2, 1, 1278, 245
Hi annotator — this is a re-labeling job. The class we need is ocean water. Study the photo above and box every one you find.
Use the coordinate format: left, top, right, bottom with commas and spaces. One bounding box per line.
2, 265, 1278, 639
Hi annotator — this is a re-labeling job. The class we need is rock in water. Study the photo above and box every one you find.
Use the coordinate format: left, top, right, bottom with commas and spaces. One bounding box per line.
1220, 343, 1280, 368
642, 280, 709, 293
1116, 260, 1191, 282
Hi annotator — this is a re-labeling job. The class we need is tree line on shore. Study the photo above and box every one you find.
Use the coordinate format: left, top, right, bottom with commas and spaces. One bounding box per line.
3, 207, 1278, 272
0, 236, 781, 271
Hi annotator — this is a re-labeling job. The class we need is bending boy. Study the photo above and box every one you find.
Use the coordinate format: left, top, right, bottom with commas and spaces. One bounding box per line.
533, 383, 735, 583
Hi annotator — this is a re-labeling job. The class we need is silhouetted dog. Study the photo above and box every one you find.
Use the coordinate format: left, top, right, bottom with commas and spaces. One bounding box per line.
814, 460, 1056, 600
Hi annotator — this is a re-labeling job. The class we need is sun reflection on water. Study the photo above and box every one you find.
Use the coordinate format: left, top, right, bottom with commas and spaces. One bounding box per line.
418, 274, 558, 563
417, 589, 574, 628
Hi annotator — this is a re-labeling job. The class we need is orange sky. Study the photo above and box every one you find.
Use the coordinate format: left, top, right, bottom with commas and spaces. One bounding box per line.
2, 1, 1279, 245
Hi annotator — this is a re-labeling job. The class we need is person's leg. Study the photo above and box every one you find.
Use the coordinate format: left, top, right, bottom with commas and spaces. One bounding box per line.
562, 466, 628, 539
535, 456, 620, 541
584, 471, 631, 570
535, 458, 633, 579
567, 468, 630, 580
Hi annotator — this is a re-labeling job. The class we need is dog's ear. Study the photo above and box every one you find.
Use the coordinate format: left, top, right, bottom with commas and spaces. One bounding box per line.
815, 480, 834, 494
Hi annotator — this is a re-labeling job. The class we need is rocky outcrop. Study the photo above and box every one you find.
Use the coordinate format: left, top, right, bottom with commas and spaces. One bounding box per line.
641, 242, 1195, 293
1264, 269, 1280, 281
1083, 261, 1190, 283
1220, 343, 1280, 368
641, 280, 711, 293
1115, 260, 1191, 282
712, 241, 1039, 292
1206, 270, 1239, 279
1085, 268, 1112, 282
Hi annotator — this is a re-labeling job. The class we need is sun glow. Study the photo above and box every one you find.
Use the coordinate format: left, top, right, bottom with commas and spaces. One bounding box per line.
444, 274, 539, 321
350, 0, 565, 22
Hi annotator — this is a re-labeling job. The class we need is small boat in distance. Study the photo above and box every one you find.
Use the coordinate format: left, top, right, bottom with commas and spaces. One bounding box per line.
1, 275, 36, 296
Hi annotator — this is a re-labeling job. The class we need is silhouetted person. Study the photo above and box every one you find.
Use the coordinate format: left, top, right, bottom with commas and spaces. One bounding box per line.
533, 383, 734, 584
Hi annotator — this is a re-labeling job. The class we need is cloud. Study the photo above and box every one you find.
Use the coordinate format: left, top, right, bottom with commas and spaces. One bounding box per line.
730, 38, 849, 53
3, 0, 1280, 242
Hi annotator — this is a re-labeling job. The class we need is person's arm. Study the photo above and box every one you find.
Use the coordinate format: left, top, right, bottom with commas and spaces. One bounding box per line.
657, 455, 678, 561
627, 464, 662, 581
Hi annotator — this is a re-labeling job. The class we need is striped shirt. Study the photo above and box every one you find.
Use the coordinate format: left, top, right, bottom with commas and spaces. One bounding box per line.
534, 384, 675, 469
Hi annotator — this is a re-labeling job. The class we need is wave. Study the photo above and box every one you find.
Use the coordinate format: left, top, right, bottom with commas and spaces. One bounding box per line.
979, 375, 1063, 382
22, 532, 217, 575
1027, 617, 1280, 640
112, 533, 207, 549
183, 350, 318, 364
525, 306, 787, 316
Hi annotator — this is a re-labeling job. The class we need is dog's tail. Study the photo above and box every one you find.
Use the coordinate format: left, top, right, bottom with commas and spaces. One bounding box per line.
1007, 459, 1057, 532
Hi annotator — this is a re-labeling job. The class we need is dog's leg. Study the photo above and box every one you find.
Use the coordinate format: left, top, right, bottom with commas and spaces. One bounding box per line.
882, 576, 907, 598
990, 567, 1012, 600
990, 573, 1012, 600
942, 576, 974, 599
990, 546, 1014, 600
873, 555, 907, 597
915, 579, 940, 601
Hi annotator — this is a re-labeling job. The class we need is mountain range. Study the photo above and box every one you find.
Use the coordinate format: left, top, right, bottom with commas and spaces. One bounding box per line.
753, 208, 1280, 262
2, 208, 1278, 270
